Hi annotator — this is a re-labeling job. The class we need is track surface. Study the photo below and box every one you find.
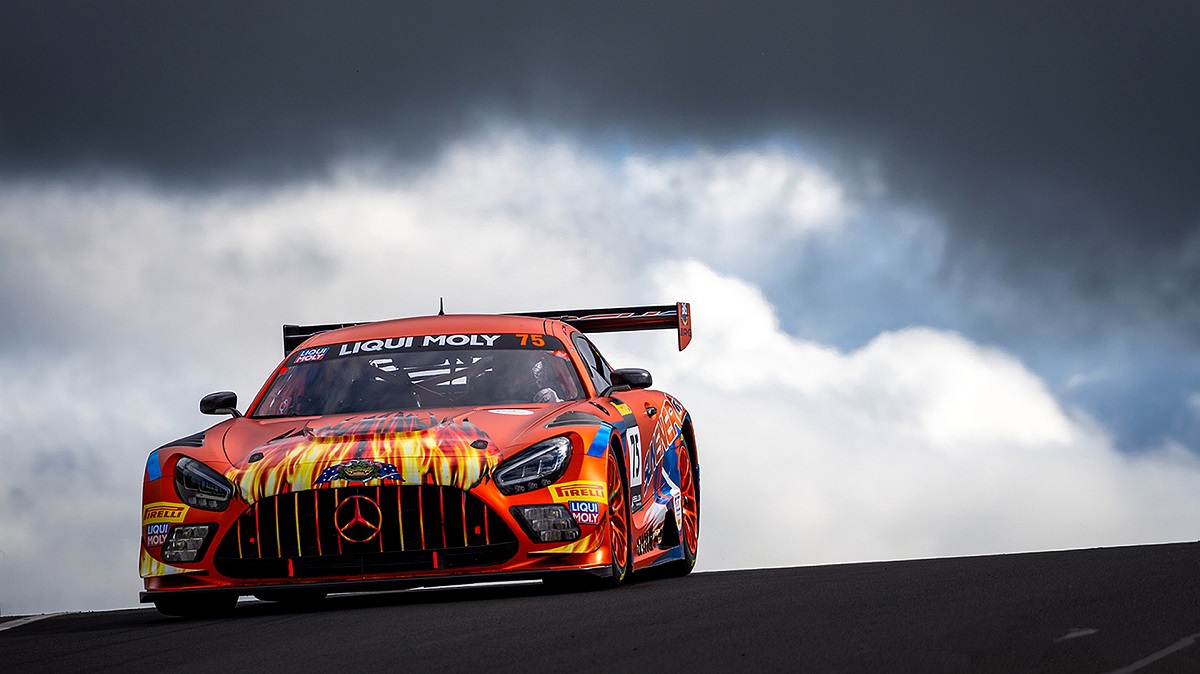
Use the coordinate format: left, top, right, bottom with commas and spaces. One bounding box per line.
3, 542, 1200, 672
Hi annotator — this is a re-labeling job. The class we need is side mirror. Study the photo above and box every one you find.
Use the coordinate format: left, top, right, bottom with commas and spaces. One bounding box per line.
600, 368, 653, 397
200, 391, 242, 418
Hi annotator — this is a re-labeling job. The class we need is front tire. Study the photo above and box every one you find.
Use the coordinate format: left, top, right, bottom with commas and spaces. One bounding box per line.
605, 444, 633, 586
542, 445, 631, 592
667, 440, 699, 576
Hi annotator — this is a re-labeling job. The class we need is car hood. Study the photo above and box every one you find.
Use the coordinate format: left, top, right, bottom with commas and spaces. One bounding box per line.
220, 403, 585, 504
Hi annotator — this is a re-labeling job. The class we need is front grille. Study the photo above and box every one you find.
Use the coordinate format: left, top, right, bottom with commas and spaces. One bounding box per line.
213, 485, 518, 579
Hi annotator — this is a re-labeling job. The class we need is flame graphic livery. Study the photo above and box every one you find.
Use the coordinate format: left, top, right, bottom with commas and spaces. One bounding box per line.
139, 550, 202, 578
227, 413, 498, 504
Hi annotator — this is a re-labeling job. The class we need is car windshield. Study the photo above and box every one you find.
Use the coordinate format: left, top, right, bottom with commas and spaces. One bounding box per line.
253, 340, 585, 418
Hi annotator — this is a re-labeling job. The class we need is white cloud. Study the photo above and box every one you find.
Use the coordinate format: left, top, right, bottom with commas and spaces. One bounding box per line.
629, 150, 848, 228
1, 131, 1197, 614
1188, 392, 1200, 412
0, 353, 179, 614
631, 261, 1200, 570
621, 148, 852, 265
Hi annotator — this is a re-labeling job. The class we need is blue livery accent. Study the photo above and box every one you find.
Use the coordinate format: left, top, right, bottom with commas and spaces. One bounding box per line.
146, 449, 162, 481
586, 424, 614, 457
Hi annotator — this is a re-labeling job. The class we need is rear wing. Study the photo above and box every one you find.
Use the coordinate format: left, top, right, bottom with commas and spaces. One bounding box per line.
282, 302, 692, 355
282, 322, 365, 356
509, 302, 692, 351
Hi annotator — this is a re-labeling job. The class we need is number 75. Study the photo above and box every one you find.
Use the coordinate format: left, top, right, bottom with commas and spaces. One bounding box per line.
516, 334, 546, 347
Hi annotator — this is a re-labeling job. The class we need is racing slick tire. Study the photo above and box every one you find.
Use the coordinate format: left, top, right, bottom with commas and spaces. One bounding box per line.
666, 439, 699, 577
601, 442, 634, 587
542, 443, 632, 592
152, 593, 237, 618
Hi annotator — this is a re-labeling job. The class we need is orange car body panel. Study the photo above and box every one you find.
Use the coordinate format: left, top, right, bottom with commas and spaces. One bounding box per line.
140, 312, 697, 599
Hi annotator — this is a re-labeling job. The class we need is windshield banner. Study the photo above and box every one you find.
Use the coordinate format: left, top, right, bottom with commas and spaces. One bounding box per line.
287, 333, 567, 366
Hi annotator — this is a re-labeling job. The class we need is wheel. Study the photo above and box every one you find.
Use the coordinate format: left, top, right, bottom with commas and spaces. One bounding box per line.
604, 443, 633, 586
152, 593, 237, 618
541, 445, 631, 592
667, 441, 699, 576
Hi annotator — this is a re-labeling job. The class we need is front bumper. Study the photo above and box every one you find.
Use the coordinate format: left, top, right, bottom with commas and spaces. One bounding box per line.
141, 455, 613, 598
140, 565, 611, 603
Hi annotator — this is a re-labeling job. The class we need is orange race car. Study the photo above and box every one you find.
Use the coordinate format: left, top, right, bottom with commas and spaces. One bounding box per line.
139, 304, 698, 616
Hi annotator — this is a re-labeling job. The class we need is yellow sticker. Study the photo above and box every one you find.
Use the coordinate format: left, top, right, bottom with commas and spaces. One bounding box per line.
142, 502, 189, 525
549, 480, 606, 503
612, 402, 633, 417
139, 550, 202, 578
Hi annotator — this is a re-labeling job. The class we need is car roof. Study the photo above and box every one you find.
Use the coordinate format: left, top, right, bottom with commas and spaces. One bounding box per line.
297, 314, 571, 349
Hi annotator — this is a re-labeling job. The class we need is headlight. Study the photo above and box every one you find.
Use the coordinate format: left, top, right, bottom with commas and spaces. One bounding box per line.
494, 437, 572, 495
174, 457, 234, 511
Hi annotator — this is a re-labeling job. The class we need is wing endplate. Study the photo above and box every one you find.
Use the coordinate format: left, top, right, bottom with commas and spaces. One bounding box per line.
509, 302, 692, 351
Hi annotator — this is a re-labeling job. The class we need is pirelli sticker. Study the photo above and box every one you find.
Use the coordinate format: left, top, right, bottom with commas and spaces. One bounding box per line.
143, 502, 189, 525
550, 480, 606, 503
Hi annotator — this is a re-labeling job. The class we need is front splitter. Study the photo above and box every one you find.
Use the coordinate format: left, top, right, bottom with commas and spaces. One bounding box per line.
139, 565, 611, 603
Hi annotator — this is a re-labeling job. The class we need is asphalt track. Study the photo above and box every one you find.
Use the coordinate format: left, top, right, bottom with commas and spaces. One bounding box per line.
3, 542, 1199, 673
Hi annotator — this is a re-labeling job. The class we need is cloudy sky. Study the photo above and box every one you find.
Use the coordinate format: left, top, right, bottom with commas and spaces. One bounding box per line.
2, 2, 1199, 615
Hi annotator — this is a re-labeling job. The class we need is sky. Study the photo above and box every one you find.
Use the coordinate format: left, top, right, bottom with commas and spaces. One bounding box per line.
2, 2, 1200, 615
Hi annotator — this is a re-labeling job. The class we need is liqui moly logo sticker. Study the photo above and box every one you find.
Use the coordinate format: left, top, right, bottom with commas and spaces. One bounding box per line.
145, 522, 170, 547
293, 347, 329, 363
568, 500, 601, 526
337, 334, 501, 356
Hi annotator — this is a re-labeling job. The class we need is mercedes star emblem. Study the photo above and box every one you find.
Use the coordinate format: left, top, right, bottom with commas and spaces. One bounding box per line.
334, 495, 382, 543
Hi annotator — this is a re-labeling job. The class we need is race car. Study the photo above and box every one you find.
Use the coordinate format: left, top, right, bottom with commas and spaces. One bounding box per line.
140, 304, 699, 616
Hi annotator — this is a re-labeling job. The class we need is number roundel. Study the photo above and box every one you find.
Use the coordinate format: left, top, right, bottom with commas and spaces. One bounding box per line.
626, 425, 642, 499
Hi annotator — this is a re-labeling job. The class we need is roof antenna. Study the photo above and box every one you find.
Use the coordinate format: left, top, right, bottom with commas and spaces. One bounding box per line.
438, 297, 445, 316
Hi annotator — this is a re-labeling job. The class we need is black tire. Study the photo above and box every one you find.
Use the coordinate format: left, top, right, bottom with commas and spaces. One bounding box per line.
603, 443, 633, 587
538, 442, 633, 593
152, 593, 237, 618
666, 439, 699, 577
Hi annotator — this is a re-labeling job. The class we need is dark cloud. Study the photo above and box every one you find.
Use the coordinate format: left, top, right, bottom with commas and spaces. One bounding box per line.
5, 3, 1197, 187
5, 2, 1197, 276
4, 1, 1200, 449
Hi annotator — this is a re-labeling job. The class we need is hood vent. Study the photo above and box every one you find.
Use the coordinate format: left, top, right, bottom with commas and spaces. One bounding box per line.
546, 411, 605, 428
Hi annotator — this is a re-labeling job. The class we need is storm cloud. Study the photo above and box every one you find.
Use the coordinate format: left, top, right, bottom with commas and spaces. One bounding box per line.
2, 3, 1199, 614
6, 2, 1200, 346
4, 140, 1200, 615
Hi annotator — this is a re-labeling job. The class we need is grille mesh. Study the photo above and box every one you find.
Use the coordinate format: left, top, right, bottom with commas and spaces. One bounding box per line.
213, 485, 518, 578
